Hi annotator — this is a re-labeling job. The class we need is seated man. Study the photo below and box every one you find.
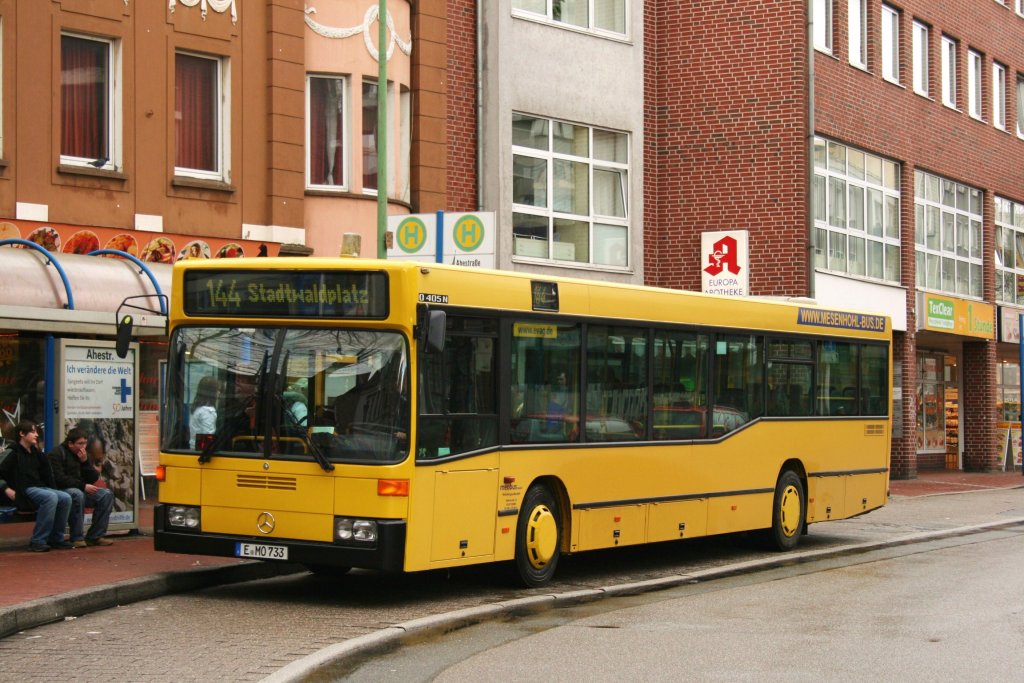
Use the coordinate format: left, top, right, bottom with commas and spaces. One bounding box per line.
1, 420, 73, 551
47, 428, 114, 547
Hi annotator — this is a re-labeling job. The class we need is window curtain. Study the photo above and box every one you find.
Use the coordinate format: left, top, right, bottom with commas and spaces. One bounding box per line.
61, 36, 108, 160
176, 53, 217, 172
362, 81, 378, 190
310, 78, 344, 186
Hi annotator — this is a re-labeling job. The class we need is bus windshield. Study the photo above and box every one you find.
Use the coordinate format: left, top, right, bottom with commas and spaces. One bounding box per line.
162, 326, 409, 465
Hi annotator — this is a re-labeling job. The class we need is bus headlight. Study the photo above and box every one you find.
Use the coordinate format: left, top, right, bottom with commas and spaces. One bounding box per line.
168, 505, 200, 529
334, 518, 378, 543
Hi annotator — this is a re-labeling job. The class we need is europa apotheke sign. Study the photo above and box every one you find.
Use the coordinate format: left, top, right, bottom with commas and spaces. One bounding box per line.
701, 230, 749, 296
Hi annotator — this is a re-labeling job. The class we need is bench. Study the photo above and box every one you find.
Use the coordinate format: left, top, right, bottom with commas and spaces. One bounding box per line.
0, 507, 35, 523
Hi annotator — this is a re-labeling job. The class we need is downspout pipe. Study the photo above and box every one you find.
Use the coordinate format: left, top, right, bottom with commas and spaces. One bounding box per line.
476, 0, 484, 212
806, 2, 817, 299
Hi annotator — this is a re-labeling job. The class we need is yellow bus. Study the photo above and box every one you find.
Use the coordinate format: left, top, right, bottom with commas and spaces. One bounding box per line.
143, 258, 891, 586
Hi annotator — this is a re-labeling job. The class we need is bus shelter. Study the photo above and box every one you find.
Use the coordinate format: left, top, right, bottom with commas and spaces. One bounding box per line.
0, 244, 170, 531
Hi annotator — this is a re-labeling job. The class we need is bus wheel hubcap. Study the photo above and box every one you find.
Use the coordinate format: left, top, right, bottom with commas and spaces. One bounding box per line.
526, 505, 557, 569
779, 485, 800, 537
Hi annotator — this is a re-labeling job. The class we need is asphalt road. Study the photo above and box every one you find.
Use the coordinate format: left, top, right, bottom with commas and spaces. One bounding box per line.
342, 527, 1024, 682
0, 489, 1021, 682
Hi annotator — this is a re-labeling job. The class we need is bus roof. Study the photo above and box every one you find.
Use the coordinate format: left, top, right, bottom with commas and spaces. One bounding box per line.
170, 257, 891, 340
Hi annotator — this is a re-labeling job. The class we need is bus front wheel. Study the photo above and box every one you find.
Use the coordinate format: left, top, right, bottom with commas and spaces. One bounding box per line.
768, 470, 806, 551
514, 485, 561, 588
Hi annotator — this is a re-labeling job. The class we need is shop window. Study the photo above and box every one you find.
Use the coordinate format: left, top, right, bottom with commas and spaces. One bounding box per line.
0, 337, 46, 446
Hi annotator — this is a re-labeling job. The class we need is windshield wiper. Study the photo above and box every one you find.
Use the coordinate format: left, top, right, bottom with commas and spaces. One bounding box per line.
276, 392, 334, 472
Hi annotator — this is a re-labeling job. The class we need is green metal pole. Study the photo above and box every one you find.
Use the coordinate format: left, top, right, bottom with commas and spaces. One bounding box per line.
377, 0, 388, 259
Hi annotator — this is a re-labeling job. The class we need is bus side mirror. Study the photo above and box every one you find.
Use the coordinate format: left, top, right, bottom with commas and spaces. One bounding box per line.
115, 315, 134, 359
423, 310, 446, 354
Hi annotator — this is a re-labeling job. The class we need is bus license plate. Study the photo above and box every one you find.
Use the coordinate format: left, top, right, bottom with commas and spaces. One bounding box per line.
235, 542, 288, 561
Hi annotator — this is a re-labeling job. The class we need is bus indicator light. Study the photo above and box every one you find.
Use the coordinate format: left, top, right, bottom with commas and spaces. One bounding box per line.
155, 465, 166, 482
378, 479, 409, 497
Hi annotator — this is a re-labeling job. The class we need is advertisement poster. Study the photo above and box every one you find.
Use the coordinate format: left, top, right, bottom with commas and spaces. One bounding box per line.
59, 340, 138, 528
1012, 427, 1023, 470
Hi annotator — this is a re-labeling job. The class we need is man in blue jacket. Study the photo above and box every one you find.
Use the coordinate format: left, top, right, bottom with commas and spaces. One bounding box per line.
47, 427, 114, 548
0, 420, 73, 552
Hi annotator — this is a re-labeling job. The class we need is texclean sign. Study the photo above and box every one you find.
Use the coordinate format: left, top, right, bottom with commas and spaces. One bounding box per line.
917, 293, 995, 338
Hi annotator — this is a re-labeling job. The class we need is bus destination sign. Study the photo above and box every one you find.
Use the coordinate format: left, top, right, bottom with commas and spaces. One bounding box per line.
183, 270, 388, 318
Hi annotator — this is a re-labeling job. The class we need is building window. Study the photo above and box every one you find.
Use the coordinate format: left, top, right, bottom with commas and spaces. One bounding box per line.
1018, 0, 1024, 17
175, 51, 229, 181
848, 0, 866, 68
968, 49, 983, 119
995, 197, 1024, 305
512, 114, 629, 268
61, 33, 119, 171
1017, 75, 1024, 137
362, 80, 378, 192
813, 0, 832, 53
359, 80, 409, 199
512, 0, 628, 37
912, 21, 929, 96
306, 75, 346, 189
914, 171, 983, 298
993, 63, 1006, 130
881, 5, 899, 83
941, 36, 957, 108
812, 137, 901, 284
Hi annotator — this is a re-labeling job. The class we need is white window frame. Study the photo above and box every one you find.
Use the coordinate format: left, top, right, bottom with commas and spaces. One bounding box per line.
512, 113, 630, 269
511, 0, 629, 39
305, 74, 348, 191
941, 36, 957, 108
813, 0, 833, 53
914, 170, 984, 299
848, 0, 866, 68
812, 137, 902, 285
60, 32, 122, 173
912, 21, 929, 96
1018, 0, 1024, 17
995, 197, 1024, 305
993, 63, 1007, 130
1017, 75, 1024, 138
174, 51, 231, 183
968, 49, 983, 120
881, 5, 900, 84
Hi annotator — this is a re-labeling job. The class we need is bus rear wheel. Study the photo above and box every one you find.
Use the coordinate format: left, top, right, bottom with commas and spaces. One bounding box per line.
514, 485, 561, 588
768, 470, 805, 551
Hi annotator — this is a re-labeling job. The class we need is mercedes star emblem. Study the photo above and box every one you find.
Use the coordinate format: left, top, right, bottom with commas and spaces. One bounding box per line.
256, 511, 276, 534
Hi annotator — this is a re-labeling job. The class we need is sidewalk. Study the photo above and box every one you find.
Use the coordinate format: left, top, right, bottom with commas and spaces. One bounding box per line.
0, 469, 1021, 640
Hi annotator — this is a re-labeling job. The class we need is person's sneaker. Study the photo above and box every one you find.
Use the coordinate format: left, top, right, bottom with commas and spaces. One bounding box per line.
72, 540, 88, 549
50, 541, 75, 550
86, 537, 113, 547
28, 543, 49, 552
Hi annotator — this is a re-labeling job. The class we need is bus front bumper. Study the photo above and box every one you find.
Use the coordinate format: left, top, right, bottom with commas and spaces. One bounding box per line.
153, 504, 406, 572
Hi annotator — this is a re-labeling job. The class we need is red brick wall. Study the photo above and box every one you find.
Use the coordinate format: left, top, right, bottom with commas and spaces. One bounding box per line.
815, 0, 1024, 202
446, 0, 478, 212
644, 2, 810, 295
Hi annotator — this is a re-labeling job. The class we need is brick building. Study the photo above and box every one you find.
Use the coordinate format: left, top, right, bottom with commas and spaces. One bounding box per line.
2, 1, 1021, 477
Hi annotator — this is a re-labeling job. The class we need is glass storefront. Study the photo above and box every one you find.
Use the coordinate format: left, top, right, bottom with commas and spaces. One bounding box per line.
0, 335, 47, 445
997, 361, 1022, 423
